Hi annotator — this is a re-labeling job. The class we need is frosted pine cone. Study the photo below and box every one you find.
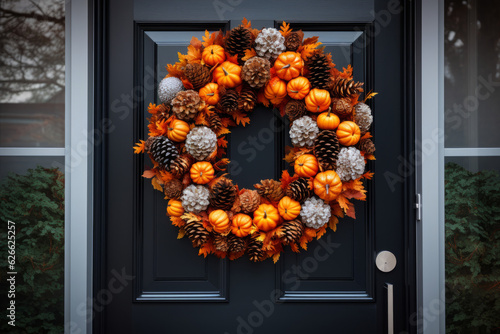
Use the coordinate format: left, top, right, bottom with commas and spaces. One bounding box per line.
354, 102, 373, 132
172, 90, 204, 121
185, 126, 217, 160
181, 184, 210, 213
239, 190, 261, 214
158, 77, 184, 104
241, 57, 271, 89
254, 28, 286, 61
336, 147, 365, 181
289, 116, 320, 147
300, 197, 331, 229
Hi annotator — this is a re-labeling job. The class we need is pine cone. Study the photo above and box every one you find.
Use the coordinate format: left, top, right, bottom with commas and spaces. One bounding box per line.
254, 179, 285, 202
185, 126, 217, 161
209, 177, 237, 210
184, 63, 211, 90
147, 136, 179, 170
157, 77, 184, 104
181, 184, 210, 213
239, 190, 261, 214
306, 52, 332, 90
314, 130, 340, 171
213, 234, 229, 252
285, 32, 302, 52
172, 90, 204, 121
238, 85, 257, 112
281, 219, 304, 245
358, 138, 376, 155
336, 147, 365, 182
184, 218, 209, 247
330, 78, 364, 98
164, 179, 183, 199
354, 102, 373, 132
254, 28, 286, 61
285, 100, 307, 122
228, 234, 246, 253
248, 235, 266, 262
300, 197, 331, 229
241, 57, 271, 89
225, 26, 253, 64
150, 103, 172, 124
208, 113, 223, 134
285, 178, 313, 203
217, 89, 239, 114
289, 116, 320, 147
331, 98, 353, 117
169, 154, 193, 177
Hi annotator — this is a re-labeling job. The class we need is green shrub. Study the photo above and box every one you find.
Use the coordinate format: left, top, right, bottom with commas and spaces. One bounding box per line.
0, 166, 64, 334
445, 162, 500, 333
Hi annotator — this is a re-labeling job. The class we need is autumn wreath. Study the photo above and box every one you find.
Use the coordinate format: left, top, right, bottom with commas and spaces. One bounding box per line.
133, 19, 376, 262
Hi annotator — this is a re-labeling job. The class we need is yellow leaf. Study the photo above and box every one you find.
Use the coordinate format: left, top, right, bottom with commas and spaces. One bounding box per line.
177, 228, 185, 239
298, 42, 322, 60
202, 30, 216, 47
151, 177, 163, 192
279, 21, 292, 37
186, 45, 202, 62
364, 90, 378, 101
272, 253, 281, 263
133, 140, 145, 154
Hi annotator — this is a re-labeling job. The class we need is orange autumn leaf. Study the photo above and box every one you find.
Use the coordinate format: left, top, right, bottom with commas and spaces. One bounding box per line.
330, 202, 344, 218
190, 36, 202, 49
242, 48, 257, 61
166, 63, 184, 78
202, 30, 216, 47
360, 132, 373, 140
170, 217, 185, 228
316, 225, 327, 239
185, 45, 202, 63
177, 229, 185, 239
272, 252, 281, 264
232, 110, 251, 126
299, 42, 322, 60
151, 177, 163, 192
302, 36, 319, 45
336, 194, 352, 213
328, 215, 339, 232
225, 52, 239, 64
280, 170, 299, 189
217, 137, 228, 148
159, 170, 174, 183
279, 21, 292, 37
362, 171, 374, 180
181, 77, 194, 90
216, 127, 231, 137
229, 251, 245, 260
363, 90, 378, 102
290, 242, 300, 253
257, 89, 270, 107
148, 103, 161, 114
195, 111, 209, 126
241, 17, 252, 29
133, 140, 146, 154
198, 243, 213, 258
365, 154, 376, 160
213, 158, 230, 171
142, 169, 157, 179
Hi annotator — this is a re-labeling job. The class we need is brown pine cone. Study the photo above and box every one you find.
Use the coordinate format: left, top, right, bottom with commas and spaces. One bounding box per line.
209, 176, 237, 210
239, 190, 261, 214
285, 32, 302, 52
172, 90, 204, 121
225, 26, 253, 64
151, 103, 172, 123
184, 63, 210, 90
213, 234, 229, 252
208, 113, 223, 134
241, 57, 271, 89
285, 178, 313, 203
358, 138, 376, 155
217, 89, 239, 114
254, 179, 285, 202
164, 179, 183, 199
281, 219, 304, 245
306, 52, 332, 90
238, 85, 257, 112
184, 218, 209, 247
285, 100, 307, 122
247, 235, 266, 262
228, 234, 246, 253
331, 98, 353, 117
330, 78, 364, 98
314, 130, 340, 171
169, 154, 193, 177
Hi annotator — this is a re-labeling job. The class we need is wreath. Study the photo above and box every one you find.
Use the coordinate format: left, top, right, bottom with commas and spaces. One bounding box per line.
133, 19, 376, 262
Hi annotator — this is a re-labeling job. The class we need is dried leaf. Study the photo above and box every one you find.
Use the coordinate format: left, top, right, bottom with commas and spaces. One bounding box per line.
272, 252, 281, 263
360, 132, 373, 140
177, 229, 185, 239
363, 90, 378, 102
166, 63, 184, 78
316, 225, 327, 239
170, 217, 185, 228
241, 17, 251, 29
362, 171, 374, 180
202, 30, 216, 47
151, 177, 163, 192
225, 52, 239, 64
213, 158, 230, 171
279, 21, 292, 37
148, 103, 161, 114
302, 36, 319, 45
198, 243, 213, 257
298, 42, 322, 60
217, 137, 228, 148
290, 242, 300, 253
159, 170, 174, 183
185, 44, 202, 63
133, 140, 146, 154
232, 110, 251, 126
142, 169, 156, 179
257, 89, 270, 107
242, 48, 257, 61
280, 170, 299, 189
328, 215, 339, 232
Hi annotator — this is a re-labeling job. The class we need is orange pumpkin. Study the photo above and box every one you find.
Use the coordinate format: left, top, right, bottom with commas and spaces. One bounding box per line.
209, 209, 230, 233
190, 161, 215, 184
278, 196, 301, 220
199, 83, 220, 105
231, 213, 253, 237
213, 61, 242, 88
253, 204, 281, 232
167, 119, 190, 142
202, 45, 226, 66
264, 77, 287, 104
316, 109, 340, 130
167, 199, 184, 217
314, 171, 342, 201
294, 154, 319, 177
305, 88, 331, 113
274, 52, 304, 81
287, 77, 311, 100
336, 121, 361, 146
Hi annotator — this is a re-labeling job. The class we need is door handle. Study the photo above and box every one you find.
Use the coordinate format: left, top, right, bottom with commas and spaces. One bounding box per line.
385, 283, 394, 334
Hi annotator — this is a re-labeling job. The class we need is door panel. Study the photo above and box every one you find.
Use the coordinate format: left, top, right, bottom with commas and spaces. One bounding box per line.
98, 0, 416, 333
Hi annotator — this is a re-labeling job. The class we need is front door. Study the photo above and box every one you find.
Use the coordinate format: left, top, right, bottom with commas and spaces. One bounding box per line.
95, 1, 416, 333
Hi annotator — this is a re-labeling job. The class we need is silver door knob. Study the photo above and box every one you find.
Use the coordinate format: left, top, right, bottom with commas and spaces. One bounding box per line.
376, 251, 397, 272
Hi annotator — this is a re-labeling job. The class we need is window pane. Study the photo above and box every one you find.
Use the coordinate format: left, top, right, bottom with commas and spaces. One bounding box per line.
444, 157, 500, 333
444, 0, 500, 148
0, 0, 65, 147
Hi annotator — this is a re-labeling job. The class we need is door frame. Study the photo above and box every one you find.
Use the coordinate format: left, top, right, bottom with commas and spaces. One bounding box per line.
64, 1, 436, 333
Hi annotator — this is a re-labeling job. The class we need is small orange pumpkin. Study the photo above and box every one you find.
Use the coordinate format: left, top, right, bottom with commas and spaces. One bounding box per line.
287, 77, 311, 100
167, 199, 184, 217
274, 52, 304, 81
202, 45, 226, 66
278, 196, 301, 220
199, 83, 220, 105
209, 209, 230, 233
264, 77, 287, 104
294, 154, 319, 177
316, 109, 340, 130
313, 171, 342, 202
190, 161, 215, 184
213, 61, 242, 88
305, 88, 331, 113
231, 213, 253, 237
167, 119, 190, 142
253, 204, 281, 232
336, 121, 361, 146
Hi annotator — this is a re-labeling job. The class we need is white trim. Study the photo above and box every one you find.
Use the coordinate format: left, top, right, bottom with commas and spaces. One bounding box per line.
420, 0, 445, 333
65, 0, 91, 333
444, 147, 500, 157
0, 148, 65, 156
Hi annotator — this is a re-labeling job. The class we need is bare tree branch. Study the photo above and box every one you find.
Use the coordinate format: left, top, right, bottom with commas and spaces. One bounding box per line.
1, 8, 63, 24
